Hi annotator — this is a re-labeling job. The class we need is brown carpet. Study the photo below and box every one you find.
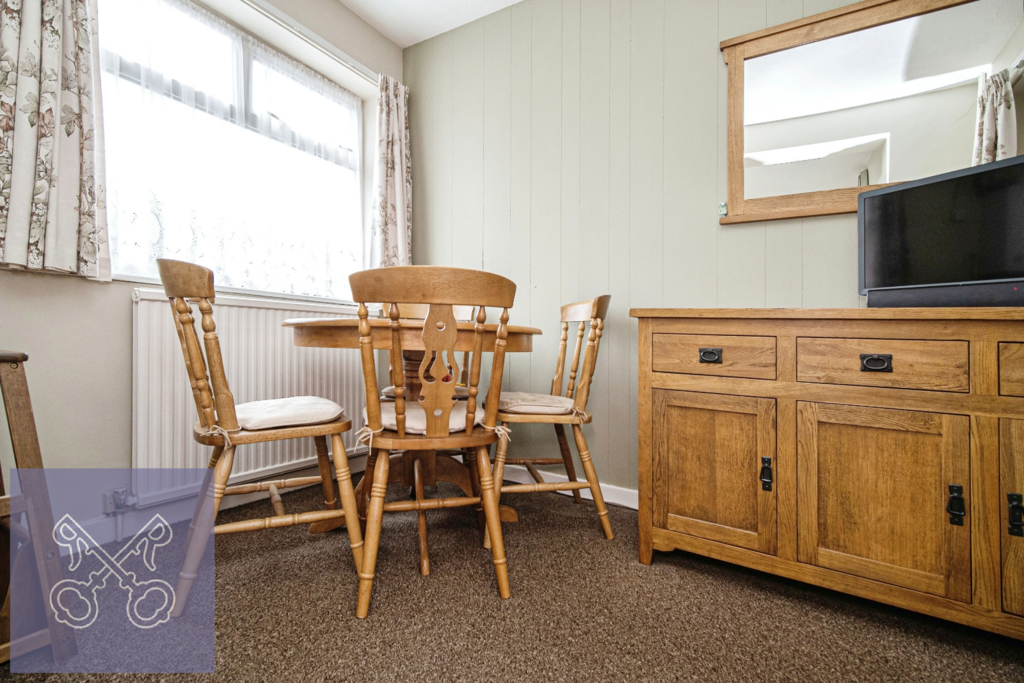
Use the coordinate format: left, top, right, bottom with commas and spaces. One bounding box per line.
6, 479, 1024, 681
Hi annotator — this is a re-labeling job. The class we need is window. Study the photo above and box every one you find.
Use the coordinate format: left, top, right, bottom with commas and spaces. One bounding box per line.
99, 0, 363, 301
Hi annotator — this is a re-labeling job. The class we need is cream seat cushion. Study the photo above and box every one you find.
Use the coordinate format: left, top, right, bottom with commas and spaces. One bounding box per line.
234, 396, 344, 431
382, 385, 469, 399
368, 401, 485, 435
497, 392, 575, 415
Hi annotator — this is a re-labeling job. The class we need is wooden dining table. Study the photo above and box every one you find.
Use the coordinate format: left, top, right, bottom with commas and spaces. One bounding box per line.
283, 316, 542, 533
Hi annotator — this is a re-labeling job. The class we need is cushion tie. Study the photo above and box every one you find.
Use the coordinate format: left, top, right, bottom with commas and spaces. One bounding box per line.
355, 425, 383, 453
572, 407, 587, 422
484, 424, 512, 443
204, 425, 240, 448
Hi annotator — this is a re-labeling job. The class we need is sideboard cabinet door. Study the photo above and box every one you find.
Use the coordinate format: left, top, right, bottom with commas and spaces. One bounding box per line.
1001, 419, 1024, 616
653, 390, 777, 555
797, 403, 971, 603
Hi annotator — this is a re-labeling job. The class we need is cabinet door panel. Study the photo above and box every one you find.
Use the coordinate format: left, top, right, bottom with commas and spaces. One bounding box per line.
653, 390, 777, 555
1000, 419, 1024, 616
798, 403, 971, 603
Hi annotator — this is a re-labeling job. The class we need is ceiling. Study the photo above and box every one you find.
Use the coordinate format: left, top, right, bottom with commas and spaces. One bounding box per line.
340, 0, 523, 48
745, 0, 1023, 125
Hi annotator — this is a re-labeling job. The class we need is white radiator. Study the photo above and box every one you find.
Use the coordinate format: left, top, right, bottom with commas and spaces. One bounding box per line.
131, 288, 365, 506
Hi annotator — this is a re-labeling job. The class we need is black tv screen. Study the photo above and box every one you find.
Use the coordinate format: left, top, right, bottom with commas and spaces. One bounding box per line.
859, 155, 1024, 294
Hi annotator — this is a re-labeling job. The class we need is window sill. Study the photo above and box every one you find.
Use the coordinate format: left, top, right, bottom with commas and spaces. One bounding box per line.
116, 273, 360, 309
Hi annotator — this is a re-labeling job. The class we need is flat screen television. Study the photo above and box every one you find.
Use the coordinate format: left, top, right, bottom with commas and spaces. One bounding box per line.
859, 155, 1024, 305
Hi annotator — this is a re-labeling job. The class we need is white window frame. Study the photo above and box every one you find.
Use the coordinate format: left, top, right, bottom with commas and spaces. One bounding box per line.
103, 0, 380, 306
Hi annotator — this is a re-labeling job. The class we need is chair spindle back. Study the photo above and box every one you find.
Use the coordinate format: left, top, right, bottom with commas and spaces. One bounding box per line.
550, 295, 611, 414
350, 267, 516, 439
157, 259, 238, 432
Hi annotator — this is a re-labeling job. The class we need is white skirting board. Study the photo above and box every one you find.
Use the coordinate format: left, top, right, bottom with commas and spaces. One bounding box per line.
219, 456, 640, 512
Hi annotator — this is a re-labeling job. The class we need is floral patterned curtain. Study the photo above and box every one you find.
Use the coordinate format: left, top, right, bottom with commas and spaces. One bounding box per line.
370, 74, 411, 268
973, 69, 1017, 167
0, 0, 109, 280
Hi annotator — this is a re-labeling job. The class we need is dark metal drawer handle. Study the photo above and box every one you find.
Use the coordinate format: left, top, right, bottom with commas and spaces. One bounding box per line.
1010, 493, 1023, 537
946, 484, 966, 526
759, 457, 773, 492
699, 347, 722, 364
860, 354, 893, 373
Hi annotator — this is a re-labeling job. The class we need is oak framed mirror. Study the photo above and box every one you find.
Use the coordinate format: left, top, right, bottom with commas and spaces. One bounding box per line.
720, 0, 1024, 224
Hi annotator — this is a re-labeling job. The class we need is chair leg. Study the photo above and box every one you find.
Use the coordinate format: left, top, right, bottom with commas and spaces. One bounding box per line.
356, 448, 389, 619
314, 435, 338, 510
465, 447, 486, 532
571, 425, 613, 540
475, 445, 510, 599
492, 423, 509, 499
358, 448, 379, 533
413, 457, 430, 576
484, 426, 511, 550
184, 445, 222, 551
554, 424, 583, 504
173, 445, 234, 617
331, 434, 364, 570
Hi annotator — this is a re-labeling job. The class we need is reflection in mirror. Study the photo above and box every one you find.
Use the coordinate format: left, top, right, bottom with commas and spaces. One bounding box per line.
744, 0, 1024, 200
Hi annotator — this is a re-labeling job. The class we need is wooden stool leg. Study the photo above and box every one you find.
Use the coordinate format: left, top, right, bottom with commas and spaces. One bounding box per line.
413, 457, 430, 576
173, 445, 234, 617
331, 434, 364, 570
356, 449, 389, 619
554, 424, 583, 504
571, 425, 613, 539
185, 445, 222, 550
475, 445, 510, 599
465, 447, 485, 532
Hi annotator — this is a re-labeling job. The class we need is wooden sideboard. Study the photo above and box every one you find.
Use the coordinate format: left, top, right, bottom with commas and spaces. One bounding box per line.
631, 308, 1024, 640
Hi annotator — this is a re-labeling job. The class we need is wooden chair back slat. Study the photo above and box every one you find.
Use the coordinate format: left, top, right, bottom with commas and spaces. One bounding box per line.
551, 323, 569, 395
481, 308, 510, 429
158, 260, 238, 432
550, 296, 611, 412
350, 267, 515, 440
168, 300, 209, 428
465, 307, 487, 433
565, 321, 586, 399
358, 303, 384, 434
418, 303, 460, 438
388, 304, 407, 436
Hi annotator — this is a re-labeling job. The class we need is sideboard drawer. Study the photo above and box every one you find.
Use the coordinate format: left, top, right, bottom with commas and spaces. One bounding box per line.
652, 334, 776, 380
1000, 343, 1024, 396
797, 338, 970, 392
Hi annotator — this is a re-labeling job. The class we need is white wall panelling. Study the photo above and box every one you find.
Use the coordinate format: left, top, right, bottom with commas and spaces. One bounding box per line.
403, 0, 866, 490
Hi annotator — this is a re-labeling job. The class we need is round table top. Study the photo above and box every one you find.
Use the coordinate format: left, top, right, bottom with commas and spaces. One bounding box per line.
283, 317, 542, 352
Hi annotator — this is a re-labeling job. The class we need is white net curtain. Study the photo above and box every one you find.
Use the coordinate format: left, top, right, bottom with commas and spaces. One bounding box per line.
98, 0, 363, 300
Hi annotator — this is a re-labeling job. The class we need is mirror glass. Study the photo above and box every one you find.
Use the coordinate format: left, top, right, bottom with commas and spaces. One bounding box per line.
743, 0, 1024, 200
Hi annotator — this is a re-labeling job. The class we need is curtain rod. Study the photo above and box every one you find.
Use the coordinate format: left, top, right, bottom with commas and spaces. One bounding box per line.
235, 0, 380, 87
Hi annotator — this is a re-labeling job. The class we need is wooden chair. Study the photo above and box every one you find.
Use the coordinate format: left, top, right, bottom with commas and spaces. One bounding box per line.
1, 352, 77, 664
350, 266, 515, 618
491, 295, 614, 540
158, 260, 363, 617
